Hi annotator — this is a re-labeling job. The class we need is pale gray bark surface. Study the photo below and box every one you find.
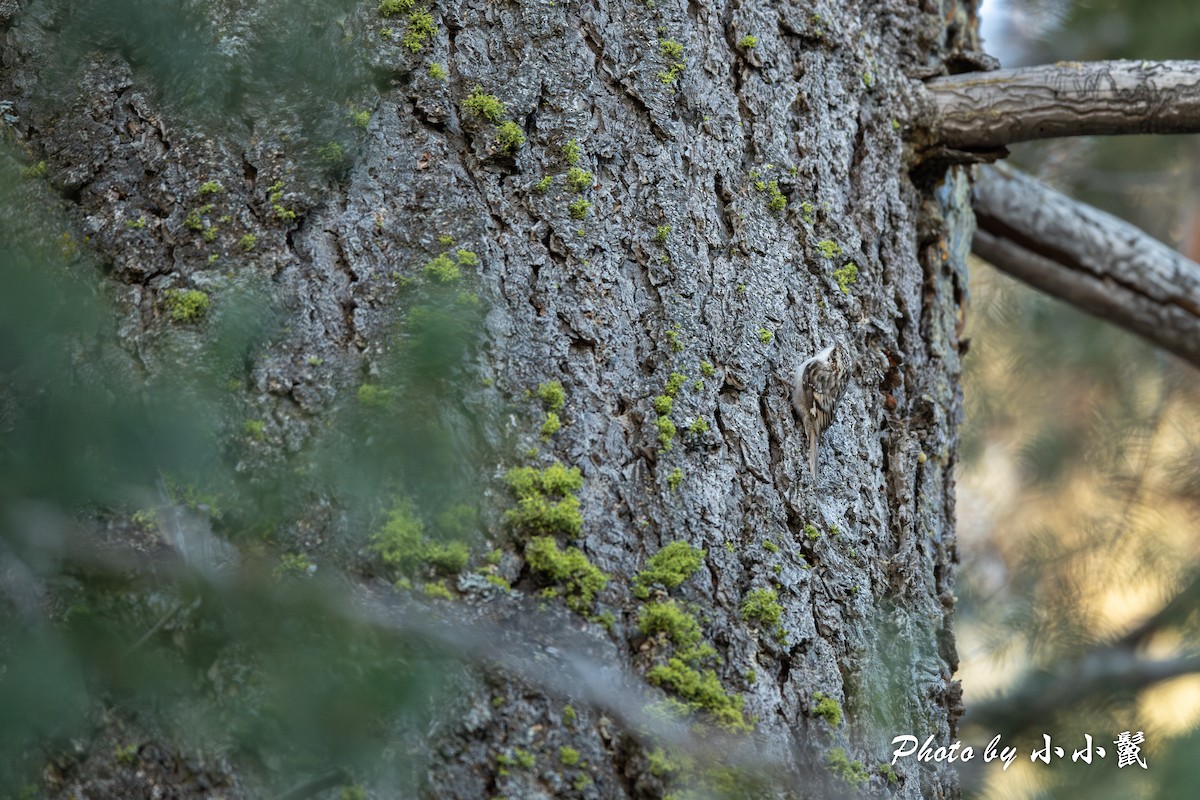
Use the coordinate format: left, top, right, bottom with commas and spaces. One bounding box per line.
972, 164, 1200, 368
0, 0, 979, 796
927, 59, 1200, 149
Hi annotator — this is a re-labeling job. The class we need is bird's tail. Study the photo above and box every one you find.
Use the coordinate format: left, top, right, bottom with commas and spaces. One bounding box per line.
808, 428, 818, 477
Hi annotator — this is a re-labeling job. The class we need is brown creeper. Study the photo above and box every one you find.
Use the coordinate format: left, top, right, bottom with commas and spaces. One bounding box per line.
792, 343, 851, 477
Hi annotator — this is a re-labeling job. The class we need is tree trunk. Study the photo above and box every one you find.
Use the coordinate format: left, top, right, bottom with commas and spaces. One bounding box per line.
0, 0, 979, 797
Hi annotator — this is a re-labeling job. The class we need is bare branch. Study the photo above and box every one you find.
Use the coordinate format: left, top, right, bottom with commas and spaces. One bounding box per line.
928, 60, 1200, 149
1112, 575, 1200, 651
971, 164, 1200, 369
965, 577, 1200, 732
964, 645, 1200, 732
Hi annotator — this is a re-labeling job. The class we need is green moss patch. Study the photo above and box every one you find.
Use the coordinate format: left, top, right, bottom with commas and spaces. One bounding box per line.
832, 262, 859, 294
568, 197, 591, 219
525, 536, 608, 613
463, 86, 507, 122
369, 499, 470, 582
566, 166, 594, 192
667, 467, 683, 491
401, 9, 436, 52
811, 691, 842, 726
764, 180, 786, 212
634, 541, 706, 598
656, 416, 676, 449
164, 289, 209, 322
563, 139, 582, 165
646, 657, 749, 731
537, 380, 565, 412
741, 587, 782, 627
423, 253, 460, 283
496, 120, 525, 152
378, 0, 414, 16
638, 599, 713, 659
816, 239, 841, 259
658, 39, 686, 85
826, 748, 868, 787
504, 463, 583, 537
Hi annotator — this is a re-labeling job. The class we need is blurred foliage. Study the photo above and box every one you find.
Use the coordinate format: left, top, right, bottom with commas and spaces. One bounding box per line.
25, 0, 374, 172
960, 263, 1200, 799
0, 13, 488, 785
1029, 0, 1200, 62
961, 4, 1200, 790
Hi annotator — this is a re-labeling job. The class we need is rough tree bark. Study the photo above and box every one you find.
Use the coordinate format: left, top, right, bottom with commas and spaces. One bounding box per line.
0, 0, 980, 797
